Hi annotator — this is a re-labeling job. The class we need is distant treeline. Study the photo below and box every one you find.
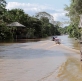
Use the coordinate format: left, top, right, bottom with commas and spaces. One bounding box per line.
0, 0, 68, 40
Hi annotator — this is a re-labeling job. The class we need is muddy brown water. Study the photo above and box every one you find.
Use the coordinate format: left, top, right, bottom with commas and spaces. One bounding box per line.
0, 35, 81, 81
57, 57, 82, 81
0, 35, 80, 50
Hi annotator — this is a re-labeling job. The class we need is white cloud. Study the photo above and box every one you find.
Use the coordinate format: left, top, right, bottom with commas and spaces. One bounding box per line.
6, 2, 68, 21
6, 2, 54, 12
51, 11, 67, 21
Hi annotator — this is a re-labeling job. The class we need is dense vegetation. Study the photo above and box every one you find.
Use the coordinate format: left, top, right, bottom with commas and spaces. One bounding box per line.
0, 0, 63, 40
64, 0, 82, 39
1, 0, 82, 40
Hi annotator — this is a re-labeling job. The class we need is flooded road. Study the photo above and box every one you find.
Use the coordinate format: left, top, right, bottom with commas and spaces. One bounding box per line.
0, 35, 81, 81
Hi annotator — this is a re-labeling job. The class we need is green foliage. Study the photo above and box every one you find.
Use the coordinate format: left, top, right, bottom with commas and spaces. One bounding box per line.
0, 21, 13, 40
58, 27, 66, 35
0, 0, 61, 40
0, 0, 7, 21
64, 0, 82, 39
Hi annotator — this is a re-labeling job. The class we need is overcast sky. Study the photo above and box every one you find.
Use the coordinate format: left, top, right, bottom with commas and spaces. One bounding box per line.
6, 0, 70, 23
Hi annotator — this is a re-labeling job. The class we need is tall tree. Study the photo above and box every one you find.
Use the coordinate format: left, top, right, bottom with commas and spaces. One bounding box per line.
64, 0, 81, 38
35, 12, 54, 24
0, 0, 6, 20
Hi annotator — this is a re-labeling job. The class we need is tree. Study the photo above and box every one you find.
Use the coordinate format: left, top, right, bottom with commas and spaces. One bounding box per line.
35, 12, 54, 24
64, 0, 81, 38
0, 2, 62, 40
0, 0, 6, 20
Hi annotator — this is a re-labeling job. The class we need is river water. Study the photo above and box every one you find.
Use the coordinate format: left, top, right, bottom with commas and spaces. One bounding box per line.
58, 35, 80, 50
0, 35, 80, 50
0, 35, 81, 81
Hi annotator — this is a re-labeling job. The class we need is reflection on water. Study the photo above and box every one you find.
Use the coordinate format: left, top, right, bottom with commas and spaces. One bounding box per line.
0, 37, 49, 52
0, 36, 50, 44
0, 39, 41, 43
58, 35, 80, 50
57, 57, 82, 81
0, 35, 80, 46
0, 35, 80, 52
